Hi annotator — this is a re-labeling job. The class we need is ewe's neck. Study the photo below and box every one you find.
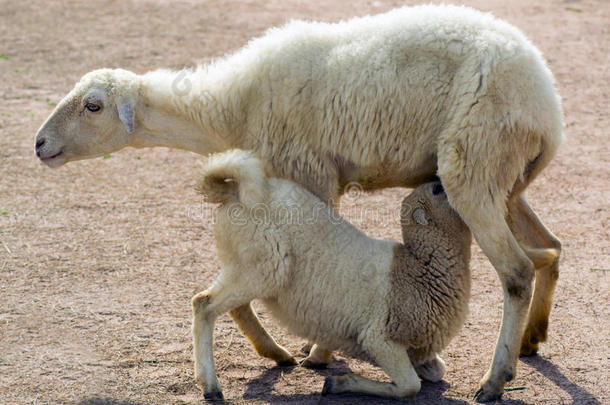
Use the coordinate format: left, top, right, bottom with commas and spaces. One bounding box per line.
130, 69, 245, 155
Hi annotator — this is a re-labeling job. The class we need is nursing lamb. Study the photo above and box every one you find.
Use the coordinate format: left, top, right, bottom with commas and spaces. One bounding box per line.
191, 150, 556, 400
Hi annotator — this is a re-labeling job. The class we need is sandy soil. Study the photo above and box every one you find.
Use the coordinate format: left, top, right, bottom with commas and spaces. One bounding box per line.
0, 0, 608, 404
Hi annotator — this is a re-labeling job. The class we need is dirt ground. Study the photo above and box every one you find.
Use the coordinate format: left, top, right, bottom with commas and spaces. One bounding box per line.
0, 0, 608, 404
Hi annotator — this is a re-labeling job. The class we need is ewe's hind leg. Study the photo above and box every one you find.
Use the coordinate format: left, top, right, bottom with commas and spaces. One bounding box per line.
192, 285, 257, 400
229, 303, 296, 365
507, 195, 561, 356
440, 179, 535, 402
322, 338, 421, 399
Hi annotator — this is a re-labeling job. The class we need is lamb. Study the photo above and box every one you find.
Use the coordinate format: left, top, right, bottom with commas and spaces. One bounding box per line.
34, 5, 564, 400
192, 149, 557, 400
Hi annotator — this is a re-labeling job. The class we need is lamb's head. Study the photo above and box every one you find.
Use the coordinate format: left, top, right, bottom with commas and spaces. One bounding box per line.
400, 181, 469, 239
34, 69, 140, 167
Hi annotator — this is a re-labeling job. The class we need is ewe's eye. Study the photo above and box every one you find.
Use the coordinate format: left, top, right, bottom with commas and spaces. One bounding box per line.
85, 103, 101, 112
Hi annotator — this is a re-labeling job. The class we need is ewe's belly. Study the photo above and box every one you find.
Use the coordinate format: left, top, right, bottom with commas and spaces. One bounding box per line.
332, 149, 439, 191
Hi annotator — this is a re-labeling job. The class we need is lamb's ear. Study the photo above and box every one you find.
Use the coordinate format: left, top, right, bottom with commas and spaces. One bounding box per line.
412, 208, 428, 226
117, 97, 135, 133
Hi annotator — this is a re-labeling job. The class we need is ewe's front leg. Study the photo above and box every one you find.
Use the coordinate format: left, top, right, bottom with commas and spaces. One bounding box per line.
192, 286, 255, 401
454, 204, 534, 402
229, 303, 296, 366
322, 338, 421, 399
438, 159, 537, 402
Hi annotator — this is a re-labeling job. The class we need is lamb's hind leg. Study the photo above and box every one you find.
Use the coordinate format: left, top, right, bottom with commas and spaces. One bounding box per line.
301, 344, 333, 368
229, 303, 297, 365
322, 338, 421, 399
507, 194, 561, 356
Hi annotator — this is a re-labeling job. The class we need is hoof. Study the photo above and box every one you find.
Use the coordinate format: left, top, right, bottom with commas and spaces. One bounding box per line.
203, 390, 224, 401
521, 324, 546, 356
475, 370, 508, 403
520, 348, 538, 357
276, 357, 298, 367
415, 355, 446, 382
300, 342, 313, 355
520, 341, 539, 357
474, 387, 503, 403
321, 376, 333, 396
300, 358, 328, 369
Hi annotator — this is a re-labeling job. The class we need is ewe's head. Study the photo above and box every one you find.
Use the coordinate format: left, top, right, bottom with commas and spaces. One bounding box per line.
400, 181, 468, 237
34, 69, 139, 167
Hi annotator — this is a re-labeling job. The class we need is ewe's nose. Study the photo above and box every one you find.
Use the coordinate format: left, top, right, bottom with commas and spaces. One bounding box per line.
35, 138, 45, 157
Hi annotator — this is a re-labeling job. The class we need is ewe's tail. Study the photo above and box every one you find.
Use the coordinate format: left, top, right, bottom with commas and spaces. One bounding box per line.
196, 149, 268, 207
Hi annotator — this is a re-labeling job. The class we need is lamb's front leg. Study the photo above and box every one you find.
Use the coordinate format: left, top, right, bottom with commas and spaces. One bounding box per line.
192, 286, 255, 400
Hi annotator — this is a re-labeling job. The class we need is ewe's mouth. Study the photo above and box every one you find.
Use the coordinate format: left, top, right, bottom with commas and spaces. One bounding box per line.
40, 150, 63, 161
39, 150, 67, 167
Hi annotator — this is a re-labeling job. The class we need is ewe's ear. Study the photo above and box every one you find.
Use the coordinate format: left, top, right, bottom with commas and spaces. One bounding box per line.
412, 208, 428, 226
117, 97, 135, 133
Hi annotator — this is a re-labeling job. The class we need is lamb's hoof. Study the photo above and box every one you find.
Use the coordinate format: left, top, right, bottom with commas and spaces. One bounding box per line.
203, 390, 224, 401
300, 343, 313, 355
300, 358, 328, 369
276, 356, 298, 367
321, 376, 333, 396
415, 355, 446, 382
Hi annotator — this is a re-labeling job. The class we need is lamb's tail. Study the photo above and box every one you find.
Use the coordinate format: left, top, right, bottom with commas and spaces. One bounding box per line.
196, 149, 268, 207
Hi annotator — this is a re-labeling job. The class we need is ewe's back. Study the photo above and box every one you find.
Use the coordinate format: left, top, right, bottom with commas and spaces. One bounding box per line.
217, 4, 558, 192
240, 5, 531, 63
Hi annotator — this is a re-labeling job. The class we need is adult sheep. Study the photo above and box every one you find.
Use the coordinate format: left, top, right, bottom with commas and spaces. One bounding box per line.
34, 5, 563, 401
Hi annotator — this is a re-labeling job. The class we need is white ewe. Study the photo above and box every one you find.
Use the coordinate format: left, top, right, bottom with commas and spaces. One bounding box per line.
34, 5, 563, 400
192, 149, 557, 401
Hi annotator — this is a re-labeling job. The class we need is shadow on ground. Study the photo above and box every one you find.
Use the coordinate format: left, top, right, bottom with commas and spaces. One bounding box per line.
517, 355, 603, 405
76, 356, 605, 405
240, 360, 469, 404
78, 399, 146, 405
